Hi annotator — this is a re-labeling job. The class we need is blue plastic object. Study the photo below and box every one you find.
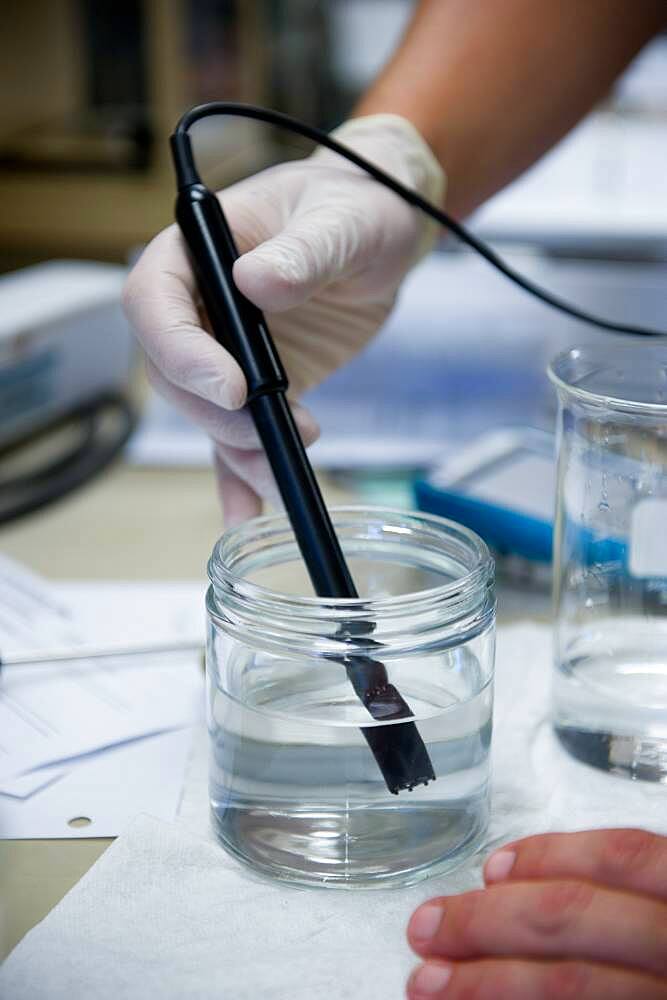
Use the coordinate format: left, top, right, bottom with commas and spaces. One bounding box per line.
414, 478, 553, 563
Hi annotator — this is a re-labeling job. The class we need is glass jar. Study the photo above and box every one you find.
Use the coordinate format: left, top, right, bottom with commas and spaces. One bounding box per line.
549, 345, 667, 780
206, 506, 495, 888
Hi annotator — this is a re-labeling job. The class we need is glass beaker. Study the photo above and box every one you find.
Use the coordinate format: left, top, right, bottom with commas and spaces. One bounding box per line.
549, 345, 667, 781
206, 506, 495, 888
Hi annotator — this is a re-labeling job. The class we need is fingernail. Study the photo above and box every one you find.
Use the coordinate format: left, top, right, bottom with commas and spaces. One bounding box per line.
410, 962, 452, 996
484, 848, 516, 883
410, 903, 443, 944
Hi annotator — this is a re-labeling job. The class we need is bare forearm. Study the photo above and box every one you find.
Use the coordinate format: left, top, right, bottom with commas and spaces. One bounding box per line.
356, 0, 666, 217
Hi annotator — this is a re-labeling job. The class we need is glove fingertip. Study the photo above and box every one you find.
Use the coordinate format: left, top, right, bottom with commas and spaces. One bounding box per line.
214, 454, 262, 526
222, 371, 248, 411
233, 252, 311, 313
291, 404, 320, 446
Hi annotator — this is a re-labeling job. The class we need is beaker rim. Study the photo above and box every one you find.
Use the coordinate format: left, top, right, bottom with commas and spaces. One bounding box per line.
548, 344, 667, 415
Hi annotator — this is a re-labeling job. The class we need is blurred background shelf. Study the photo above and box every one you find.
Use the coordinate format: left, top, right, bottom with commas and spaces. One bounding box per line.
2, 2, 666, 267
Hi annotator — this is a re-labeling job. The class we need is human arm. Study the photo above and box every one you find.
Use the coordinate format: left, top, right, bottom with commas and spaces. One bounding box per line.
357, 0, 667, 218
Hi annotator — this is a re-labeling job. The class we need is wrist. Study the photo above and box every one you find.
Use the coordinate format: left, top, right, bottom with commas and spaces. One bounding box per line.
318, 114, 445, 262
326, 113, 445, 209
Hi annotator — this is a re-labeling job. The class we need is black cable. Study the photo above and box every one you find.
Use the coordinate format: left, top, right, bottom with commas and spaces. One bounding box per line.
0, 394, 137, 525
174, 101, 666, 339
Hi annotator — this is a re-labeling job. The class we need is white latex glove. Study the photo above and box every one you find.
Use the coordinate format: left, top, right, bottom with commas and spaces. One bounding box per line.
123, 114, 444, 524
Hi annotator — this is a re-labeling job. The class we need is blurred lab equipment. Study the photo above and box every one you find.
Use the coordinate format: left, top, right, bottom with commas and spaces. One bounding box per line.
305, 248, 667, 467
550, 344, 667, 782
415, 427, 555, 564
0, 261, 136, 522
0, 1, 272, 264
0, 2, 152, 175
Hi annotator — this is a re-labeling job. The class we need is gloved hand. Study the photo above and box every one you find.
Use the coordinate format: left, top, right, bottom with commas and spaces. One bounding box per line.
123, 114, 445, 524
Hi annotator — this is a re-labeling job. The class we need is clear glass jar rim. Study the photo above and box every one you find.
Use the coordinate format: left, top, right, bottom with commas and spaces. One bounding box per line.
548, 344, 667, 415
208, 504, 493, 618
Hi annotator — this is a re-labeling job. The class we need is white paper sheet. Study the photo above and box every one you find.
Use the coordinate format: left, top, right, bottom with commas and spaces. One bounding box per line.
0, 568, 205, 840
0, 566, 205, 782
0, 729, 194, 838
0, 554, 80, 653
0, 657, 202, 782
0, 766, 68, 800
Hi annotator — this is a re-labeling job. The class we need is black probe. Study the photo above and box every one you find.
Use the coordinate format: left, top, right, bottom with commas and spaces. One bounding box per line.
170, 128, 435, 795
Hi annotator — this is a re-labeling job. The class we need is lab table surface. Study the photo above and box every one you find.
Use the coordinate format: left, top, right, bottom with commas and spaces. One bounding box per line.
0, 461, 550, 960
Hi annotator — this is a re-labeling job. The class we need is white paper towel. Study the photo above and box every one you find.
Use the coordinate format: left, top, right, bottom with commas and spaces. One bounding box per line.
2, 624, 666, 1000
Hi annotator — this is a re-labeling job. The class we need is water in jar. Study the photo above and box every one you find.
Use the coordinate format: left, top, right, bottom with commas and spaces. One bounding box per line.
208, 637, 493, 888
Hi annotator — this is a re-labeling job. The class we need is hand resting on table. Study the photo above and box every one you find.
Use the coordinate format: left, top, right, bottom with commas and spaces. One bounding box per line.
407, 828, 667, 999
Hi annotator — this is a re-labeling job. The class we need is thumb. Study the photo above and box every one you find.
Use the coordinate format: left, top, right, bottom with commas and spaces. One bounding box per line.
232, 200, 375, 313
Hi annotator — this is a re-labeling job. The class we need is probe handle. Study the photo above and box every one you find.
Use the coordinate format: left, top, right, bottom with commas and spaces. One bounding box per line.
175, 181, 356, 597
175, 183, 288, 401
